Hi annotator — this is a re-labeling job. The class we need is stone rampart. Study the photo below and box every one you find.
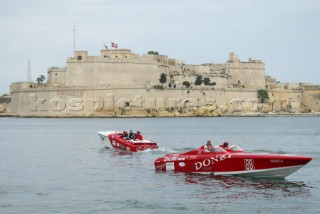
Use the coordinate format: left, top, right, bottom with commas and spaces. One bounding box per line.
9, 86, 303, 117
8, 48, 320, 117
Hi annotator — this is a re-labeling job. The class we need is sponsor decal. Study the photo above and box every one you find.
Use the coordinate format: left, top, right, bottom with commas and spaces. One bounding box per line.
195, 154, 232, 170
164, 155, 180, 162
178, 162, 186, 167
188, 156, 197, 159
244, 159, 255, 170
270, 159, 284, 164
166, 162, 175, 171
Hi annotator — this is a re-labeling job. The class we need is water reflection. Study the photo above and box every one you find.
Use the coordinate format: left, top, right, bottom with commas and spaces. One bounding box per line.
98, 147, 134, 156
183, 173, 311, 199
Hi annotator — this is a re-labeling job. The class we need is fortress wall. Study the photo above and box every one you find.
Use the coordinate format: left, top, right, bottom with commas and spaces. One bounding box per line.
226, 61, 266, 88
8, 87, 266, 117
302, 90, 320, 112
10, 49, 320, 116
195, 65, 210, 74
168, 74, 227, 88
47, 67, 66, 86
64, 61, 161, 87
266, 90, 302, 112
208, 64, 226, 72
9, 86, 310, 117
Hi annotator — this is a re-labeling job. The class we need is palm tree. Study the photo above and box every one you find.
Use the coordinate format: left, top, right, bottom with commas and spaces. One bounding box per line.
36, 75, 46, 85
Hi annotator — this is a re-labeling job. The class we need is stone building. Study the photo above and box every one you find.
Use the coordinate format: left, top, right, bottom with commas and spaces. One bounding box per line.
9, 48, 320, 117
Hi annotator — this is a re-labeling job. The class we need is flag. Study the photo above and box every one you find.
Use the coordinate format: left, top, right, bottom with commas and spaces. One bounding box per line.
103, 43, 108, 49
111, 42, 118, 48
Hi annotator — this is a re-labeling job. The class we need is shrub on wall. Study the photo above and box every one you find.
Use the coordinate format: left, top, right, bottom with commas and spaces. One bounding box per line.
153, 85, 164, 90
257, 89, 269, 103
182, 81, 191, 88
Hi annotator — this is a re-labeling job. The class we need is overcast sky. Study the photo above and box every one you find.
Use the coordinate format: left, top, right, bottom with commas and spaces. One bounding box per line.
1, 0, 319, 95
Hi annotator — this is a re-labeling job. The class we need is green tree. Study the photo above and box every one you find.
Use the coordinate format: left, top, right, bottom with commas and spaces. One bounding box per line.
194, 75, 203, 86
148, 51, 159, 55
257, 89, 269, 103
159, 73, 167, 85
203, 77, 211, 86
182, 81, 191, 88
36, 75, 45, 85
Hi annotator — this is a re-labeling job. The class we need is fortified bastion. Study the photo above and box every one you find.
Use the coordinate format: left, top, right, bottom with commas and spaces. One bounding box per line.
9, 48, 320, 117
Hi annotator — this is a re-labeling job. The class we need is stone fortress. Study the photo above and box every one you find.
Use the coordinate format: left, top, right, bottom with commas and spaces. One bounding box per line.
8, 48, 320, 117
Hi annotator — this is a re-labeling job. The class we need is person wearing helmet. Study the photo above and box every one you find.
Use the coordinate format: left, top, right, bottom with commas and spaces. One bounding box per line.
134, 131, 143, 141
220, 141, 229, 150
122, 131, 128, 140
204, 140, 215, 152
128, 130, 135, 140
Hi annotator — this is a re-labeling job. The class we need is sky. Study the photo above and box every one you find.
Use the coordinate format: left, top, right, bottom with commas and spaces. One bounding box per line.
0, 0, 319, 95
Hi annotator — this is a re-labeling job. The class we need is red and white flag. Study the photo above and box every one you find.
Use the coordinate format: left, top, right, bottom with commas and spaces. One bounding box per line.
111, 42, 118, 48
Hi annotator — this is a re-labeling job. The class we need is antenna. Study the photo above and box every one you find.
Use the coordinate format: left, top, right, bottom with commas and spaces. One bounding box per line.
27, 58, 32, 81
71, 24, 79, 53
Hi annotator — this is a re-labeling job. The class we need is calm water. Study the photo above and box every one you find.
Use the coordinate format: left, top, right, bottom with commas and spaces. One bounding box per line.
0, 117, 319, 214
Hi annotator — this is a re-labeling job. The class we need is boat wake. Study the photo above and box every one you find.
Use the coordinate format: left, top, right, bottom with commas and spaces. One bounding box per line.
142, 147, 197, 154
250, 149, 285, 154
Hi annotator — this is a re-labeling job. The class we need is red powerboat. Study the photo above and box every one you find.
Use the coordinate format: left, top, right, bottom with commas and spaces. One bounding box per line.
97, 131, 158, 152
154, 145, 312, 178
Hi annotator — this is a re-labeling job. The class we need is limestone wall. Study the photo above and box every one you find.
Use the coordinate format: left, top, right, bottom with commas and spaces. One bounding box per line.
226, 53, 266, 88
47, 67, 66, 86
302, 89, 320, 112
63, 60, 162, 87
9, 85, 305, 117
9, 48, 320, 117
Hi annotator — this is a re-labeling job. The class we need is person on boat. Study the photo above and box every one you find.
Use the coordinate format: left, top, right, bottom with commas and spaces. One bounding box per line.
204, 140, 214, 152
220, 141, 229, 150
128, 130, 135, 140
134, 131, 143, 141
122, 131, 128, 139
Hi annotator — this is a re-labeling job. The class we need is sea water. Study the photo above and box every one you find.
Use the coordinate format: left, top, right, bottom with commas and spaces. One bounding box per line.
0, 117, 319, 214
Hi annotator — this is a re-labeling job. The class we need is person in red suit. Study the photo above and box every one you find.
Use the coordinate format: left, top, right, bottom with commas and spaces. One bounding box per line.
220, 141, 229, 150
134, 131, 143, 140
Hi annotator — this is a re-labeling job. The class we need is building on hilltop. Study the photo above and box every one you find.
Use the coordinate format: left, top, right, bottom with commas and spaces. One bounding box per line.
9, 48, 320, 117
47, 49, 266, 90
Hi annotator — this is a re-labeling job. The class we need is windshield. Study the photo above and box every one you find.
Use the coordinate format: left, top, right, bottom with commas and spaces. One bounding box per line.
203, 145, 227, 153
213, 146, 227, 153
228, 145, 244, 152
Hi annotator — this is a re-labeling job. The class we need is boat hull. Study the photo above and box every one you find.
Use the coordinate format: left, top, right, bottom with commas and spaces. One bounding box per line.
97, 131, 115, 148
154, 152, 312, 178
98, 131, 158, 152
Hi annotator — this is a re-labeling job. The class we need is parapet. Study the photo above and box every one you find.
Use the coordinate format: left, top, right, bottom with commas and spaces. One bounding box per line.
100, 49, 139, 59
74, 51, 88, 61
228, 52, 240, 62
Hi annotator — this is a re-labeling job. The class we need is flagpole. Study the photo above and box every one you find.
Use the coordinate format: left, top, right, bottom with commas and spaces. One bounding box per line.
72, 24, 78, 52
